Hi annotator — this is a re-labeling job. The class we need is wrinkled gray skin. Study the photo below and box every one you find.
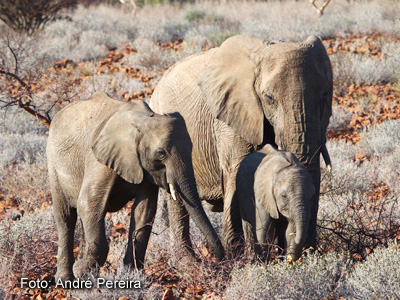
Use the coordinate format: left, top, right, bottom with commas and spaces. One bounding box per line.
47, 92, 224, 281
236, 144, 315, 261
150, 35, 332, 255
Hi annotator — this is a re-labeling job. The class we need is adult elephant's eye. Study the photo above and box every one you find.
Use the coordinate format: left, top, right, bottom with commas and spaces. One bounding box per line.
155, 149, 167, 161
264, 91, 275, 105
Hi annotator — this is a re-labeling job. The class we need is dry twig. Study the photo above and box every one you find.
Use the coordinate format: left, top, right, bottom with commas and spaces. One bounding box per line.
309, 0, 332, 16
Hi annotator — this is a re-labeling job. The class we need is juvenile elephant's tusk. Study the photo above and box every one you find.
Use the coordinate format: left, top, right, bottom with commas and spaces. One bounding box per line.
169, 184, 177, 201
321, 144, 332, 173
289, 232, 296, 236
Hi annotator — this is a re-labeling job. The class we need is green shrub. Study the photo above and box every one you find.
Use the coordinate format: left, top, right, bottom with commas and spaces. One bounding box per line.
208, 31, 236, 47
184, 7, 225, 25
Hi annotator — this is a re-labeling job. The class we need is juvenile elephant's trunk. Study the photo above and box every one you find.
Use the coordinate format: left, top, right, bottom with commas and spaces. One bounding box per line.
167, 158, 225, 261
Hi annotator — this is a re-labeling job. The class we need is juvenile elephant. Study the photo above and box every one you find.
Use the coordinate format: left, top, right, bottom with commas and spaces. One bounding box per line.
47, 92, 224, 281
236, 144, 315, 261
150, 35, 332, 255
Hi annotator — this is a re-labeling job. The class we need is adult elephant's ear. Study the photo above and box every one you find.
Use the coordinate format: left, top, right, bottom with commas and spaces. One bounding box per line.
92, 110, 144, 184
199, 35, 266, 146
303, 35, 333, 135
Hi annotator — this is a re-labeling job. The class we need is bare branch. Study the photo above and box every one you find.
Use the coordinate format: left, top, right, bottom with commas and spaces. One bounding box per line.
6, 38, 19, 75
0, 69, 51, 127
309, 0, 331, 16
0, 69, 27, 88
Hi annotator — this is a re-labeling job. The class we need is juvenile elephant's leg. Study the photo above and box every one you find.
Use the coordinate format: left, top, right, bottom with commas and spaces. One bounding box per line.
275, 223, 287, 259
73, 184, 109, 278
51, 176, 77, 281
163, 189, 196, 264
54, 200, 77, 281
123, 189, 158, 270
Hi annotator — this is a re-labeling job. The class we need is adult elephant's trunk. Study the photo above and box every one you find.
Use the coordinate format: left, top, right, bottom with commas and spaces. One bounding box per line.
284, 107, 326, 249
167, 157, 225, 261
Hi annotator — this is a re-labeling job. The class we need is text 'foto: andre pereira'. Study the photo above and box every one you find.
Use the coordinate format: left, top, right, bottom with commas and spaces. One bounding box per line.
21, 277, 142, 289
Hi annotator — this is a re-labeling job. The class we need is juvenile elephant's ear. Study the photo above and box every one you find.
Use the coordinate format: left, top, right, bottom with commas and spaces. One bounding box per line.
254, 156, 281, 219
199, 35, 267, 145
92, 110, 144, 184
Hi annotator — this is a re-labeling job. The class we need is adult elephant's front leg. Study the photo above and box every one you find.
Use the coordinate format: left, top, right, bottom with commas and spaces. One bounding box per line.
305, 166, 321, 250
221, 172, 244, 255
124, 189, 158, 270
162, 189, 196, 264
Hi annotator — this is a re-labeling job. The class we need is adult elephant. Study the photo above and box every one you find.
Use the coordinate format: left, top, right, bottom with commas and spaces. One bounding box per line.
47, 92, 224, 281
150, 35, 332, 254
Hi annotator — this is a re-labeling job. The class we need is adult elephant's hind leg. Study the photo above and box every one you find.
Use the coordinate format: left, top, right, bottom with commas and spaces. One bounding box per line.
124, 188, 158, 270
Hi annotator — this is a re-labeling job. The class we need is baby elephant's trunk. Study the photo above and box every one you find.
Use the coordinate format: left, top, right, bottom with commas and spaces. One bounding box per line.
287, 198, 311, 261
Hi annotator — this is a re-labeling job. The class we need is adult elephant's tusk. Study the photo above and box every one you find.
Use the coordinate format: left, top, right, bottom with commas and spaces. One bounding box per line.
169, 184, 177, 200
321, 144, 332, 172
289, 232, 296, 236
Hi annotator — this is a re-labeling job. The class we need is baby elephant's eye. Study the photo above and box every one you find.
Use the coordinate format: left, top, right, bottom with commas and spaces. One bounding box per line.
155, 149, 167, 161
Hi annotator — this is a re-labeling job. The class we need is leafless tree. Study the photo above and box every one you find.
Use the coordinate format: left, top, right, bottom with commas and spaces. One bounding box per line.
0, 30, 76, 128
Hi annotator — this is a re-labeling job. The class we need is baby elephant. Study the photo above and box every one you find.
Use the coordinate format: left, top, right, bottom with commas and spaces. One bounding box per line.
236, 144, 315, 261
47, 92, 223, 281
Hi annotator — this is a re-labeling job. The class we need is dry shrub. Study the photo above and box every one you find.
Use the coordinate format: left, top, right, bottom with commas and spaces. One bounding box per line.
224, 251, 349, 300
348, 242, 400, 299
319, 120, 400, 260
0, 209, 57, 295
0, 0, 77, 34
318, 188, 399, 260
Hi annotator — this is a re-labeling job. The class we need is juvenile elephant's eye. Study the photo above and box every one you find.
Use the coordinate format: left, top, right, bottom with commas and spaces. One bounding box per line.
155, 149, 167, 161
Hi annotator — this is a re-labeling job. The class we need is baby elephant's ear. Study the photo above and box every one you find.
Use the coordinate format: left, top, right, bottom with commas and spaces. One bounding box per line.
92, 110, 144, 184
254, 157, 280, 219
